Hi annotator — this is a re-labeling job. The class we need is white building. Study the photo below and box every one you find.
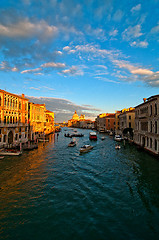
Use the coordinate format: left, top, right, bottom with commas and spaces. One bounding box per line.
134, 96, 159, 156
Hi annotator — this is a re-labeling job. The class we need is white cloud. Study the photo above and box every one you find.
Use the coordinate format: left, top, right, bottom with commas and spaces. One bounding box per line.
0, 61, 19, 72
131, 4, 141, 13
113, 59, 153, 76
41, 62, 66, 68
109, 29, 118, 36
63, 46, 71, 51
21, 67, 42, 74
0, 19, 58, 41
151, 24, 159, 34
113, 10, 124, 21
60, 66, 84, 76
122, 24, 143, 41
130, 40, 148, 48
29, 87, 40, 90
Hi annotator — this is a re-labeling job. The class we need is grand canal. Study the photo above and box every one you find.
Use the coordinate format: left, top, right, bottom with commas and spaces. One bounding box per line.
0, 128, 159, 240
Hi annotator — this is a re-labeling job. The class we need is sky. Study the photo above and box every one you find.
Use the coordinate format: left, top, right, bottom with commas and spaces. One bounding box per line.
0, 0, 159, 122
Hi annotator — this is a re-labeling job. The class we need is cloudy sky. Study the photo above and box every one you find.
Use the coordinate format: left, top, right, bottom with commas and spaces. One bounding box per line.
0, 0, 159, 121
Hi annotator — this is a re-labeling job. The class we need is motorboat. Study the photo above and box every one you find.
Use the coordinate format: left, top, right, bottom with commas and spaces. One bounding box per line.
115, 145, 121, 150
80, 144, 93, 153
114, 135, 122, 142
0, 156, 4, 159
68, 141, 76, 147
0, 149, 22, 156
64, 133, 72, 138
38, 138, 49, 142
71, 133, 84, 137
101, 137, 105, 140
89, 132, 97, 140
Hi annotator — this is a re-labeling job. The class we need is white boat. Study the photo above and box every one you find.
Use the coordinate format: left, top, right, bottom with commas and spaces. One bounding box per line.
109, 131, 114, 136
38, 139, 49, 142
0, 156, 4, 159
101, 137, 105, 140
0, 149, 22, 156
68, 141, 76, 147
89, 132, 97, 140
80, 144, 93, 153
114, 135, 122, 142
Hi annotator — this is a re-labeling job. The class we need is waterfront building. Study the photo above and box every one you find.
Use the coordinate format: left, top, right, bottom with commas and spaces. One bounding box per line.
28, 102, 46, 141
134, 95, 159, 156
44, 110, 55, 135
79, 119, 95, 129
96, 113, 115, 132
115, 111, 121, 134
68, 110, 79, 127
0, 89, 28, 148
119, 107, 135, 139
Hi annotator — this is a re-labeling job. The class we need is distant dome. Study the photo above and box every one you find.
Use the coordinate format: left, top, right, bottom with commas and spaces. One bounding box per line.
72, 110, 79, 120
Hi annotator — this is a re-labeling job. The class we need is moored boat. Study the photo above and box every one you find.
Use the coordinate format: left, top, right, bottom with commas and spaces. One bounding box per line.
101, 137, 105, 140
68, 141, 76, 147
0, 149, 22, 156
114, 135, 122, 142
89, 132, 97, 140
80, 144, 93, 153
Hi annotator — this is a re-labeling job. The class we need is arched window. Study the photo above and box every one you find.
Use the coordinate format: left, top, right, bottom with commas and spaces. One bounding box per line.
150, 105, 152, 116
155, 139, 157, 151
155, 103, 157, 115
155, 121, 157, 133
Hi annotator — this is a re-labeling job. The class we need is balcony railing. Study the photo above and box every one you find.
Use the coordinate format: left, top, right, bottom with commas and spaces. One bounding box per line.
0, 122, 28, 127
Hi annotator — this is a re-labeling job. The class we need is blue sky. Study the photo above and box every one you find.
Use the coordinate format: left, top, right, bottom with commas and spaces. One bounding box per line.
0, 0, 159, 121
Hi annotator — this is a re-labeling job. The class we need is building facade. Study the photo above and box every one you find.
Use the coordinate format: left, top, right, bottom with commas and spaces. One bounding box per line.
0, 90, 28, 148
96, 113, 115, 132
119, 107, 135, 138
134, 96, 159, 156
28, 103, 46, 141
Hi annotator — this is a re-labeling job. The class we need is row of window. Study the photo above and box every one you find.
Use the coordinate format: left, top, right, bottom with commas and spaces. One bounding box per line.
0, 96, 28, 110
137, 121, 158, 133
0, 134, 27, 143
136, 103, 158, 116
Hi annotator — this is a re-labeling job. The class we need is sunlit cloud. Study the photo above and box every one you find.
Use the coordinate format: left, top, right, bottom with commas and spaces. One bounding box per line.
0, 19, 58, 41
130, 41, 148, 48
21, 67, 42, 74
131, 4, 141, 13
122, 24, 143, 41
41, 62, 66, 68
29, 87, 40, 90
60, 66, 84, 76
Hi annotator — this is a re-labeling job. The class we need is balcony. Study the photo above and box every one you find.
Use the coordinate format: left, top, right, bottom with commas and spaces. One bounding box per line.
0, 122, 28, 127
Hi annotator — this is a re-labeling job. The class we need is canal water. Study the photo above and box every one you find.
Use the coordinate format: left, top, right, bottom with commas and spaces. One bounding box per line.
0, 128, 159, 240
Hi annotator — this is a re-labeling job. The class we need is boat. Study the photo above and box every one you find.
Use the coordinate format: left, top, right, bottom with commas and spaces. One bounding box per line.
0, 149, 22, 156
0, 156, 4, 159
68, 141, 76, 147
115, 145, 121, 150
114, 135, 122, 142
38, 138, 49, 142
101, 137, 105, 140
80, 144, 93, 153
99, 129, 105, 133
64, 133, 72, 138
89, 132, 97, 140
109, 131, 114, 136
71, 133, 84, 137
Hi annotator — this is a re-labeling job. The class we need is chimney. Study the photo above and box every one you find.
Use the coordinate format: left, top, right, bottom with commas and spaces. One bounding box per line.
22, 93, 25, 98
143, 98, 147, 103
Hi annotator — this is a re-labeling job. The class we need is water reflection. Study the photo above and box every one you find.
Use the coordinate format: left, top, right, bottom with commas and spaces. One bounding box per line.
0, 129, 159, 240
